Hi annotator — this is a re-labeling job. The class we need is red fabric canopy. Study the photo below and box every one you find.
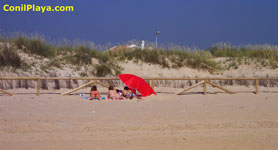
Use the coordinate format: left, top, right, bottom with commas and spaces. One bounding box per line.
118, 74, 156, 97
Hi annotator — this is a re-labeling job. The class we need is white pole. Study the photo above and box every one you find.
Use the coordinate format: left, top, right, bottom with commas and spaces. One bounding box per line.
141, 40, 145, 49
155, 30, 160, 49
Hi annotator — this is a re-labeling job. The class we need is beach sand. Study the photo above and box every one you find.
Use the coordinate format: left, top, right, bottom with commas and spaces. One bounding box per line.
1, 87, 278, 150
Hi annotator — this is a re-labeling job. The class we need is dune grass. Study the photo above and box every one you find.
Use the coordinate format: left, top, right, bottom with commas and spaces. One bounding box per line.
0, 36, 4, 43
9, 36, 56, 58
2, 34, 278, 76
208, 45, 278, 68
0, 44, 24, 68
109, 48, 220, 72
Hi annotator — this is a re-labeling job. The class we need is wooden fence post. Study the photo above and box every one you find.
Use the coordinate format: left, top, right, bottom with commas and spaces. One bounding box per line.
151, 80, 154, 90
203, 80, 207, 95
206, 81, 233, 94
177, 81, 204, 95
37, 78, 40, 96
0, 77, 276, 96
62, 80, 95, 96
255, 79, 259, 94
0, 89, 13, 96
95, 81, 109, 88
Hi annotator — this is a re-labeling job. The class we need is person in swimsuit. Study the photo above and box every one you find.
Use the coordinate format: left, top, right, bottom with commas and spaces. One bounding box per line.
107, 85, 124, 100
89, 85, 101, 100
122, 86, 135, 99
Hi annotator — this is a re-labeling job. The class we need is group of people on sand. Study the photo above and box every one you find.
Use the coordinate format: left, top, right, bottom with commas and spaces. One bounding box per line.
88, 85, 137, 100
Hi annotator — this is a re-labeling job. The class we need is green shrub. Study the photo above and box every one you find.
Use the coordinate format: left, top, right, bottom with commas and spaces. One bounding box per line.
208, 45, 278, 68
11, 36, 29, 49
186, 55, 218, 71
0, 36, 5, 42
48, 59, 62, 68
98, 52, 111, 63
208, 47, 242, 57
56, 45, 73, 54
0, 45, 22, 68
11, 36, 55, 58
64, 45, 97, 65
93, 64, 112, 77
108, 48, 219, 70
27, 38, 55, 58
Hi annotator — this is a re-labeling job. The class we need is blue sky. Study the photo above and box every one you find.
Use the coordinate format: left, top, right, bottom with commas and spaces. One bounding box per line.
0, 0, 278, 48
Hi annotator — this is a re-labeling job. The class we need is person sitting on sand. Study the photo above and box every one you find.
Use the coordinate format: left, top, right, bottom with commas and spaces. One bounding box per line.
116, 89, 123, 95
107, 85, 124, 100
122, 86, 135, 99
89, 85, 101, 100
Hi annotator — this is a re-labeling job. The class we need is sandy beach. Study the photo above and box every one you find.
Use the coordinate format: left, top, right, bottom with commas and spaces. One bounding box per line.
1, 86, 278, 150
2, 0, 278, 149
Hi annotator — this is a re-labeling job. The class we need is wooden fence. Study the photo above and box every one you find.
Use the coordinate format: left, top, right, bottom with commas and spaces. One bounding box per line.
0, 77, 277, 96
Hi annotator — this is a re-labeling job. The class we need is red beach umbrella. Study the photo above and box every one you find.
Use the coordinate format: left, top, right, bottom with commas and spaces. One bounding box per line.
118, 74, 156, 97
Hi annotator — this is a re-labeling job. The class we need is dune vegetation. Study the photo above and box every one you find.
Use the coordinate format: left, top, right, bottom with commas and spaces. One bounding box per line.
1, 34, 278, 77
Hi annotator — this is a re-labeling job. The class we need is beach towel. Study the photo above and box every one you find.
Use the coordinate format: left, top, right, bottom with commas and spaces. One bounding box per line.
81, 96, 106, 100
81, 96, 90, 100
